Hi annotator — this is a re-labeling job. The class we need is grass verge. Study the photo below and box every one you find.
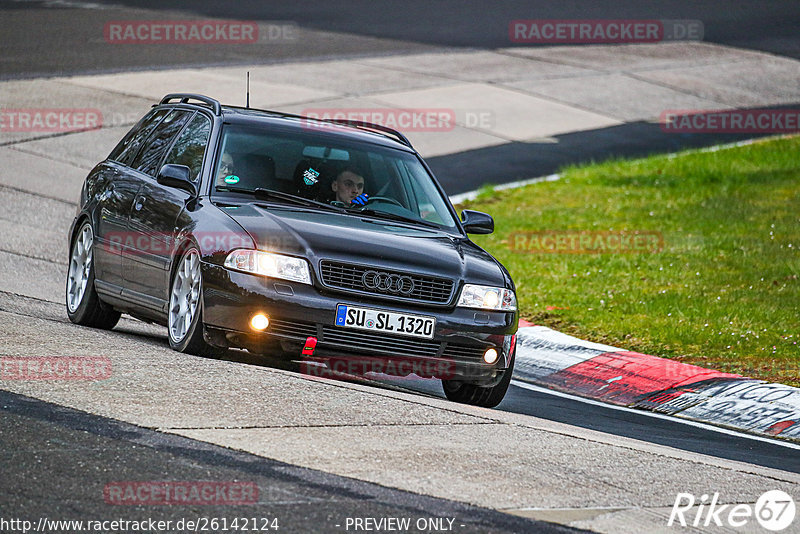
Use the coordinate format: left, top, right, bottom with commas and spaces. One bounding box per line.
458, 136, 800, 386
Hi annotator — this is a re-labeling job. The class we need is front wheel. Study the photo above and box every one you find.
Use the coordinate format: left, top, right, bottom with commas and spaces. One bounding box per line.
167, 246, 224, 357
442, 352, 515, 408
65, 221, 120, 329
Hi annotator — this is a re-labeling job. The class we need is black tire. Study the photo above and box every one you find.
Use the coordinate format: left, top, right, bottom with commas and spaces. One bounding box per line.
442, 350, 515, 408
65, 221, 121, 329
167, 246, 225, 358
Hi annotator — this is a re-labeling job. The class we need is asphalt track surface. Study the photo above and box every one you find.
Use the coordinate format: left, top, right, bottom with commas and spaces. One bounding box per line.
360, 372, 800, 475
0, 389, 581, 534
3, 1, 800, 194
2, 0, 800, 80
1, 286, 797, 531
2, 1, 800, 532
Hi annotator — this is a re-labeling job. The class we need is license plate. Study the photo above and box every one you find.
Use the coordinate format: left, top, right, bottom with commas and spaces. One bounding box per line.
335, 304, 435, 339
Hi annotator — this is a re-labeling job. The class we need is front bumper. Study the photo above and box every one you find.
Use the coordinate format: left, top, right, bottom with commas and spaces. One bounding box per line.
202, 263, 518, 383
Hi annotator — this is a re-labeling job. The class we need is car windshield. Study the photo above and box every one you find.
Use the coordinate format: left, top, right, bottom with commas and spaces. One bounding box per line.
211, 123, 457, 230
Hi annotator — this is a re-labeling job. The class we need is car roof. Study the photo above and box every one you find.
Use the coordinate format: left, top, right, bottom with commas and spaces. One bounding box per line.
220, 106, 417, 153
155, 93, 416, 153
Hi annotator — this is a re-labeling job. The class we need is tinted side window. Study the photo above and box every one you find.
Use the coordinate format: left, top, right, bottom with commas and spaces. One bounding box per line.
163, 113, 211, 183
131, 110, 192, 176
109, 109, 169, 166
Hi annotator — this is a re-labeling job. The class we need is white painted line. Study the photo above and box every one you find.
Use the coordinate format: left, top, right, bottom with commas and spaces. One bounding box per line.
449, 173, 561, 204
518, 324, 621, 352
511, 380, 800, 451
664, 135, 790, 159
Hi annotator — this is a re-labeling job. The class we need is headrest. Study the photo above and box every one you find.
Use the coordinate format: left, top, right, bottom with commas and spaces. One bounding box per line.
231, 153, 275, 190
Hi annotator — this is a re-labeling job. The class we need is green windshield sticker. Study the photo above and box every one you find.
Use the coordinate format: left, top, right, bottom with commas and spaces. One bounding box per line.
224, 175, 240, 184
302, 168, 320, 185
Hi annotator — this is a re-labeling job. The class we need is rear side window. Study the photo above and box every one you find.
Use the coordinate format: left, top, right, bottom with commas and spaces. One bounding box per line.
109, 109, 168, 166
163, 113, 212, 183
132, 110, 192, 176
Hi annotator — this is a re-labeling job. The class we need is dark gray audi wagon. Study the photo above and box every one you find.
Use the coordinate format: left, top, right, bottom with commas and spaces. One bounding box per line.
66, 93, 518, 407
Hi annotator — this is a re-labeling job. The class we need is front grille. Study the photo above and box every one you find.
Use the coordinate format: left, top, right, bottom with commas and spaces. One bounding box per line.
441, 343, 490, 362
320, 325, 440, 358
265, 318, 493, 364
268, 318, 316, 339
319, 261, 454, 305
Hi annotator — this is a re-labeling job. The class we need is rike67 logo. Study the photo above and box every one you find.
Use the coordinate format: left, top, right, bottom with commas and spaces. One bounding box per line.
669, 490, 795, 531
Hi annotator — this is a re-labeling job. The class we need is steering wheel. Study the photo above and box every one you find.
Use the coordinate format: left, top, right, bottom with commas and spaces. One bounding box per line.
361, 196, 403, 207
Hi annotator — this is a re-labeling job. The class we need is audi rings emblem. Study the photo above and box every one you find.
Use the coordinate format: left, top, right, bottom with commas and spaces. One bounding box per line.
362, 270, 415, 295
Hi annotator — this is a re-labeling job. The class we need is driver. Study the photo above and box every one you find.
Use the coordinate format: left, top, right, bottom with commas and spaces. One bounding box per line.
331, 168, 368, 206
215, 152, 237, 188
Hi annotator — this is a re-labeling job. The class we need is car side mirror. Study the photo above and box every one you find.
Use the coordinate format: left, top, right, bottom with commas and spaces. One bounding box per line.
461, 210, 494, 235
157, 164, 197, 197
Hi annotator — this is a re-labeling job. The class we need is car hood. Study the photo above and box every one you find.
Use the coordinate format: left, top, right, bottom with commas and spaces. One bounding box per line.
218, 203, 507, 287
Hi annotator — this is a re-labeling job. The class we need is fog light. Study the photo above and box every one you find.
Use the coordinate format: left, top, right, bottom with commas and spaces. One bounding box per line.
483, 348, 499, 364
250, 314, 269, 331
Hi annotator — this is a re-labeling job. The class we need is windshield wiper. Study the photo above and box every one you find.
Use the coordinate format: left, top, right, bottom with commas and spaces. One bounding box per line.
356, 208, 441, 229
217, 187, 346, 213
216, 187, 439, 227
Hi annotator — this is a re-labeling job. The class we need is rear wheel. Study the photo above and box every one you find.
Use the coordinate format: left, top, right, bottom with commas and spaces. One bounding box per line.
65, 221, 120, 329
442, 351, 515, 408
167, 246, 224, 357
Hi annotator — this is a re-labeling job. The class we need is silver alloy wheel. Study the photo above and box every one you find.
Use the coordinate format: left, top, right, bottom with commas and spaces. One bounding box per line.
169, 249, 201, 342
67, 223, 94, 313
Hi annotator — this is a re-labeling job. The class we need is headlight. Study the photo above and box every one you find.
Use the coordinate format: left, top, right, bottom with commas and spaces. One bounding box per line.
457, 284, 516, 311
224, 250, 311, 285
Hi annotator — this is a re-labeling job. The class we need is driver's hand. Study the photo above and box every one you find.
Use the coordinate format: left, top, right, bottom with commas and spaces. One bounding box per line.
351, 194, 369, 206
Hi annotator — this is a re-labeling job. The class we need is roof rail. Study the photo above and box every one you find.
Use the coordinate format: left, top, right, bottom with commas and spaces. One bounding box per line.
321, 118, 412, 148
224, 105, 413, 148
159, 93, 221, 116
